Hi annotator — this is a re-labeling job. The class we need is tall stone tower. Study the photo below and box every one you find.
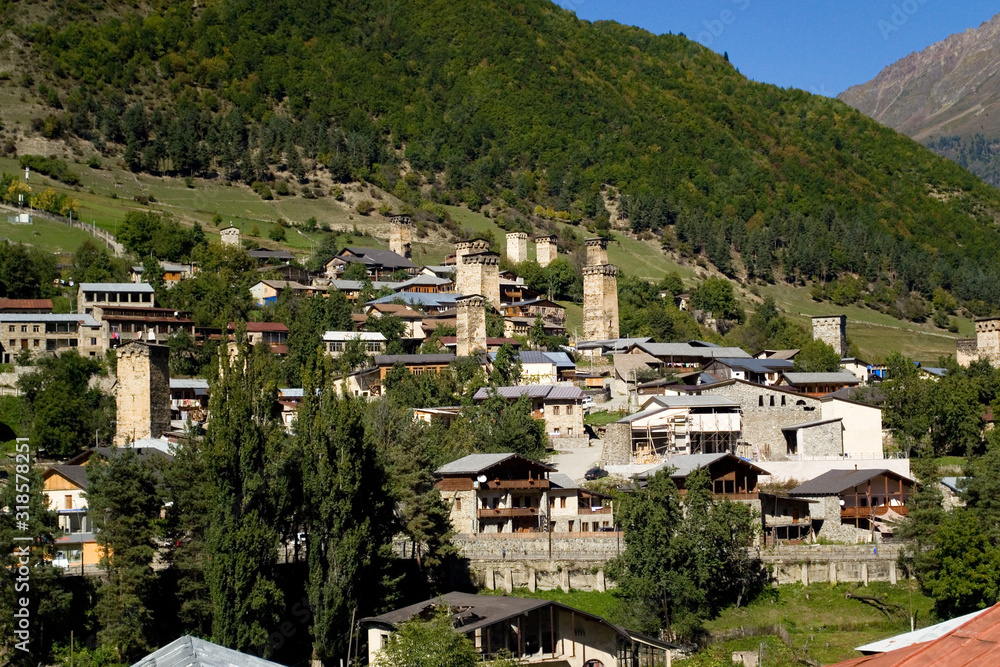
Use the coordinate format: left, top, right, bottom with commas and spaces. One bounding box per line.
220, 225, 240, 247
389, 215, 412, 258
585, 237, 609, 266
959, 316, 1000, 367
506, 232, 528, 264
455, 239, 491, 266
455, 295, 487, 357
115, 341, 170, 446
811, 315, 847, 358
583, 265, 620, 341
535, 235, 557, 268
457, 252, 500, 306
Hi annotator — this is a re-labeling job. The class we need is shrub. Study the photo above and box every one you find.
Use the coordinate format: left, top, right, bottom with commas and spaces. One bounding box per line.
251, 181, 273, 200
268, 226, 286, 242
355, 199, 374, 215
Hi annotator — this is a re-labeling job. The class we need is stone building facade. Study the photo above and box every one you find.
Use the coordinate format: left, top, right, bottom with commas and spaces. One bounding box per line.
389, 215, 412, 258
455, 295, 487, 357
812, 315, 847, 357
956, 316, 1000, 367
456, 252, 500, 306
534, 235, 557, 267
115, 341, 170, 445
455, 239, 491, 265
582, 264, 620, 341
585, 237, 609, 266
505, 232, 528, 264
220, 226, 240, 247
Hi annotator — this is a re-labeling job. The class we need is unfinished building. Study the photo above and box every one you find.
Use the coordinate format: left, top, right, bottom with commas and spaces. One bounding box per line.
619, 395, 742, 463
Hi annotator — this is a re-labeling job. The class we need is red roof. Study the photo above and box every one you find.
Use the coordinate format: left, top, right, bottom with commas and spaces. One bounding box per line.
832, 603, 1000, 666
228, 321, 289, 333
0, 298, 53, 311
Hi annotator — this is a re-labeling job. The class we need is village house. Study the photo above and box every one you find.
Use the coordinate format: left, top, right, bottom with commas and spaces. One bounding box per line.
78, 282, 155, 314
788, 468, 912, 543
129, 260, 198, 287
362, 591, 674, 667
256, 263, 311, 284
575, 336, 652, 358
702, 357, 793, 385
626, 341, 752, 369
472, 385, 586, 443
169, 378, 209, 423
247, 248, 297, 264
327, 279, 401, 302
779, 371, 862, 397
325, 247, 416, 280
367, 291, 461, 314
436, 453, 555, 534
548, 473, 615, 533
618, 395, 743, 461
373, 353, 456, 384
439, 336, 521, 353
0, 298, 53, 313
322, 331, 387, 357
365, 302, 427, 339
0, 313, 104, 363
229, 321, 288, 353
92, 304, 195, 345
392, 274, 455, 293
249, 279, 314, 306
486, 350, 575, 385
501, 298, 567, 329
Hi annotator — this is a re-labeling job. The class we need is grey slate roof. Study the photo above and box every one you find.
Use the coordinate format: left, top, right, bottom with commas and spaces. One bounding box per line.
131, 635, 283, 667
45, 465, 88, 490
549, 473, 580, 490
472, 384, 584, 401
636, 342, 752, 359
783, 372, 860, 385
788, 468, 913, 497
780, 417, 842, 431
338, 247, 416, 270
436, 453, 555, 475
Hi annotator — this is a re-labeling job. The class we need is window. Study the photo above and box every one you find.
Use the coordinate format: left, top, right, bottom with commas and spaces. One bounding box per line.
560, 497, 566, 509
566, 405, 573, 415
758, 395, 763, 407
568, 427, 573, 436
455, 498, 461, 511
769, 395, 775, 407
582, 522, 590, 532
568, 520, 574, 532
20, 325, 27, 333
32, 325, 39, 333
553, 428, 560, 436
781, 396, 786, 406
91, 338, 97, 346
64, 495, 73, 510
552, 406, 560, 415
33, 339, 39, 347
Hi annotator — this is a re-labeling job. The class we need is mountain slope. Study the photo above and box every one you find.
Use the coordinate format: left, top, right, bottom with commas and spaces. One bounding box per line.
4, 0, 1000, 311
839, 13, 1000, 185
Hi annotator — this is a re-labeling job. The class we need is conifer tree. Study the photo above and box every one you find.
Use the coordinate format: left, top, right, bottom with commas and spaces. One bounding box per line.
204, 339, 284, 654
87, 447, 161, 662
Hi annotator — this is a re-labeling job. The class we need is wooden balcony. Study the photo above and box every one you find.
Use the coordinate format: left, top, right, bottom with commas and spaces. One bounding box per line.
841, 505, 909, 519
480, 479, 549, 490
577, 506, 613, 515
478, 507, 539, 519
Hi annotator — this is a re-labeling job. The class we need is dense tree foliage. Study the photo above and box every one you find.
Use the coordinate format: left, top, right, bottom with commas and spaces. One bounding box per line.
0, 241, 57, 299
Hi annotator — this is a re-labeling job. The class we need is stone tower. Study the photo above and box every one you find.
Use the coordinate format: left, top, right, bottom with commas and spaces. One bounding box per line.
583, 265, 620, 341
455, 239, 491, 266
535, 235, 557, 268
456, 252, 500, 306
389, 215, 412, 258
220, 225, 240, 248
455, 295, 487, 357
115, 341, 170, 446
958, 316, 1000, 367
506, 232, 528, 264
811, 315, 847, 358
585, 237, 609, 267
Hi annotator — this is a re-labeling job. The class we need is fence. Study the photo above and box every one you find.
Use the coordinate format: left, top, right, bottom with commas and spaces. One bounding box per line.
1, 203, 123, 255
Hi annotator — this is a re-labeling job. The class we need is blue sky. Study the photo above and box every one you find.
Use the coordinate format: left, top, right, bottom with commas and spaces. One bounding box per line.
555, 1, 1000, 95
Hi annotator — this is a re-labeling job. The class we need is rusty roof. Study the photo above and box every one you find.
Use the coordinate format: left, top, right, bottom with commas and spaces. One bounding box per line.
831, 602, 1000, 666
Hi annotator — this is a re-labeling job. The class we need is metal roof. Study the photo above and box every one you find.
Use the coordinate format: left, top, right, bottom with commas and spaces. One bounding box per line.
780, 417, 843, 431
636, 342, 752, 359
374, 354, 455, 365
788, 469, 913, 497
80, 282, 155, 292
708, 357, 795, 373
131, 635, 284, 667
169, 379, 209, 390
472, 384, 584, 401
833, 602, 1000, 666
542, 351, 576, 368
575, 336, 651, 350
486, 350, 572, 366
338, 247, 416, 270
941, 477, 965, 494
322, 331, 386, 342
642, 395, 741, 410
0, 313, 100, 325
549, 473, 581, 490
638, 453, 769, 479
854, 607, 990, 656
436, 453, 555, 475
44, 465, 88, 490
330, 279, 401, 291
367, 292, 460, 307
783, 372, 860, 385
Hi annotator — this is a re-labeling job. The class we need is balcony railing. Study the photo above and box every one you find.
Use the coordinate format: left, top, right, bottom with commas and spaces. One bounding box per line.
577, 506, 613, 515
477, 507, 539, 518
479, 479, 549, 490
841, 505, 909, 519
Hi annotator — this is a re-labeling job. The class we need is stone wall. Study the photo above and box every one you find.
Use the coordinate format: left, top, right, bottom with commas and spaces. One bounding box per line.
455, 534, 623, 562
455, 239, 491, 264
761, 544, 903, 585
956, 338, 978, 367
975, 318, 1000, 366
584, 238, 608, 266
456, 254, 500, 305
535, 237, 557, 267
115, 341, 170, 445
471, 560, 612, 593
600, 423, 632, 466
582, 265, 619, 341
221, 226, 240, 247
389, 215, 412, 258
811, 315, 847, 357
696, 382, 822, 461
798, 420, 843, 457
455, 296, 487, 356
506, 232, 528, 264
544, 400, 585, 439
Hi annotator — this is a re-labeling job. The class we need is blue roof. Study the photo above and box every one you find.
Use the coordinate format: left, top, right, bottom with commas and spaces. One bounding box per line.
542, 351, 576, 369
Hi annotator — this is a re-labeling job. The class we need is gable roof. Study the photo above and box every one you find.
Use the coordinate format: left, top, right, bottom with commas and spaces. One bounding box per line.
788, 469, 913, 497
336, 247, 416, 270
832, 601, 1000, 666
436, 453, 556, 476
635, 342, 752, 359
780, 417, 843, 431
473, 384, 584, 401
43, 465, 88, 490
639, 394, 741, 411
131, 635, 283, 667
638, 453, 769, 479
707, 357, 795, 373
374, 353, 455, 366
783, 371, 861, 385
367, 292, 461, 308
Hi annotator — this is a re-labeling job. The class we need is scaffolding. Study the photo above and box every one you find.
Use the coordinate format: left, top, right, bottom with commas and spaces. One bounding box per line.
630, 407, 742, 462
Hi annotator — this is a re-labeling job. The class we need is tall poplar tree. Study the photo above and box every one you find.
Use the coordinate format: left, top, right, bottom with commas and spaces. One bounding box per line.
204, 339, 284, 654
297, 359, 396, 665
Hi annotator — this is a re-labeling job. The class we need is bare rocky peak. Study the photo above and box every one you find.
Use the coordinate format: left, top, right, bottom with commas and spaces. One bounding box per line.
839, 12, 1000, 141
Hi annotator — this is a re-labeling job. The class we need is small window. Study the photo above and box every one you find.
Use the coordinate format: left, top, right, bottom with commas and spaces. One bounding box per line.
781, 396, 786, 406
758, 395, 763, 407
553, 428, 560, 436
568, 520, 574, 532
455, 498, 461, 511
769, 396, 775, 407
64, 495, 73, 510
552, 406, 560, 415
560, 497, 566, 509
566, 405, 573, 415
582, 522, 590, 532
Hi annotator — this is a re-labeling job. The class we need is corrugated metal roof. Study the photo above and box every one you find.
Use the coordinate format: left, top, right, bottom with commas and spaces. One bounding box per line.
322, 331, 386, 342
783, 372, 861, 384
80, 282, 155, 292
637, 453, 770, 479
637, 342, 752, 359
472, 384, 584, 401
833, 602, 1000, 666
709, 357, 794, 373
643, 395, 741, 409
375, 354, 455, 365
0, 313, 100, 325
131, 635, 284, 667
549, 473, 580, 490
340, 247, 416, 269
788, 469, 913, 497
855, 608, 990, 655
542, 351, 576, 368
170, 379, 209, 390
367, 292, 460, 307
436, 453, 555, 475
0, 298, 53, 310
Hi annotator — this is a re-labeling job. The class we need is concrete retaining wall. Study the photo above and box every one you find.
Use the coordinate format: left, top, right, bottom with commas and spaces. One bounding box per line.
760, 544, 903, 585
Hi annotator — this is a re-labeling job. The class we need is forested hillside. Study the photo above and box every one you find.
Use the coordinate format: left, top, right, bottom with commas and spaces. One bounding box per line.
4, 0, 1000, 311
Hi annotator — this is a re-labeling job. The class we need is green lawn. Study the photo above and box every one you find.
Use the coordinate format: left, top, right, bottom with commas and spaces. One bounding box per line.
584, 410, 627, 427
0, 213, 100, 253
